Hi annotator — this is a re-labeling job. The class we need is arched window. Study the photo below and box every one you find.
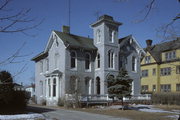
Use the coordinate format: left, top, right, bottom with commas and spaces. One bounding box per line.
108, 50, 114, 69
96, 29, 101, 43
53, 78, 56, 97
85, 53, 91, 70
132, 56, 137, 72
96, 53, 100, 68
109, 29, 115, 43
70, 51, 76, 68
96, 77, 100, 94
112, 31, 115, 43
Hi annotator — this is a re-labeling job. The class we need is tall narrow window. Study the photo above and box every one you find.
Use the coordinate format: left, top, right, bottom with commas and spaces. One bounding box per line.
145, 56, 151, 64
46, 59, 49, 71
152, 68, 156, 75
176, 65, 180, 74
112, 31, 115, 43
48, 79, 51, 97
40, 61, 43, 73
85, 53, 90, 70
132, 56, 136, 72
96, 29, 101, 43
53, 78, 56, 97
96, 77, 100, 95
71, 51, 76, 68
108, 50, 114, 69
55, 53, 59, 69
96, 53, 100, 68
109, 29, 112, 42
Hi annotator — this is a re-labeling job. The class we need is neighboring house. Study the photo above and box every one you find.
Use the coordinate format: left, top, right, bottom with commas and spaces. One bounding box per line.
141, 38, 180, 93
32, 15, 145, 106
14, 83, 25, 91
25, 83, 35, 97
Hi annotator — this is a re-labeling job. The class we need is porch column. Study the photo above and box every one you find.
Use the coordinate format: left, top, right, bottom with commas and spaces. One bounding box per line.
89, 79, 92, 95
56, 76, 59, 99
45, 79, 48, 98
51, 77, 53, 99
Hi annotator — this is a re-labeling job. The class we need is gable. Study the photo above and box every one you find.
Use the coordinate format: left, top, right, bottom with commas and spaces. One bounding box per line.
141, 51, 157, 65
119, 35, 145, 57
44, 31, 65, 52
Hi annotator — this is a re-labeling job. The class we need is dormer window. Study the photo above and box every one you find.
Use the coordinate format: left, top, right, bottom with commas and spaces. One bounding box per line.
145, 56, 151, 64
165, 51, 176, 61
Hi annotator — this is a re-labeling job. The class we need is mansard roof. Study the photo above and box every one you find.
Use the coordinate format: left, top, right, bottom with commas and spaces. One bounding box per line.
54, 31, 97, 50
145, 38, 180, 63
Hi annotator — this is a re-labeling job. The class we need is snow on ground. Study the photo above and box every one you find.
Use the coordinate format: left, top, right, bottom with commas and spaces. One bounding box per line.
105, 104, 180, 119
0, 113, 46, 120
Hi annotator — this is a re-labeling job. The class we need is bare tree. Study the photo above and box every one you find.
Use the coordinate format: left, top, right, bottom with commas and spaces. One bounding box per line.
0, 0, 43, 35
115, 0, 180, 41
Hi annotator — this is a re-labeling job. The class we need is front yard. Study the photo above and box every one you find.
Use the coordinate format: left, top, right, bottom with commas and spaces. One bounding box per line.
67, 104, 180, 120
0, 104, 180, 120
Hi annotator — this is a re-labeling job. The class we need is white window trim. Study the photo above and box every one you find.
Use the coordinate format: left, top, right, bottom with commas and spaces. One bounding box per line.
70, 50, 77, 70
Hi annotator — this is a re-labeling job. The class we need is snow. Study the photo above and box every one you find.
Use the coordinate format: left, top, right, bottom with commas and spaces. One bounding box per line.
0, 113, 46, 120
106, 104, 180, 119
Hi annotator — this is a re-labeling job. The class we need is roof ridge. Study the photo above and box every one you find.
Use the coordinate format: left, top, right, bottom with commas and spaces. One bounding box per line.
53, 30, 93, 40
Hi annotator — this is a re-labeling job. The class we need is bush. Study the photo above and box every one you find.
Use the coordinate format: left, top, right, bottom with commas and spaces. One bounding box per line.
152, 93, 180, 105
58, 98, 65, 106
64, 100, 73, 108
41, 99, 46, 106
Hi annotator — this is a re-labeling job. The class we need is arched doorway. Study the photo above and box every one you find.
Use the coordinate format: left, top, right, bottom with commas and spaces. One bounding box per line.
96, 77, 100, 95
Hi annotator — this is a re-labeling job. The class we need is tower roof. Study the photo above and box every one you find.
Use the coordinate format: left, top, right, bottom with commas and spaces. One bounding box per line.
90, 14, 122, 27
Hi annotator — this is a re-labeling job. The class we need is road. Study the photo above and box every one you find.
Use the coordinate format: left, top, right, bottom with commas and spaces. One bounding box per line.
27, 105, 130, 120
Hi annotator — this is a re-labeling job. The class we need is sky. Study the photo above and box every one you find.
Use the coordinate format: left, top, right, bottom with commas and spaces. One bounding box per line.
0, 0, 179, 85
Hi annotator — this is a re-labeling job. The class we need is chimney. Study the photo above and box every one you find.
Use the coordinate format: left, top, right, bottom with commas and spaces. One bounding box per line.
146, 39, 153, 47
62, 25, 70, 34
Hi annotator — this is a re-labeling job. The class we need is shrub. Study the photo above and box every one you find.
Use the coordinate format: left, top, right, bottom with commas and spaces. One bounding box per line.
58, 98, 65, 106
41, 99, 46, 106
152, 93, 180, 105
64, 100, 73, 108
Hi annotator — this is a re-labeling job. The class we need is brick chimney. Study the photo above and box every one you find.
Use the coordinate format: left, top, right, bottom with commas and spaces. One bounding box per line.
62, 25, 70, 34
146, 39, 153, 47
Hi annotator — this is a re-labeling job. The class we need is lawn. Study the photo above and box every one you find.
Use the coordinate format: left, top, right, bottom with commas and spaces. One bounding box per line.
68, 105, 179, 120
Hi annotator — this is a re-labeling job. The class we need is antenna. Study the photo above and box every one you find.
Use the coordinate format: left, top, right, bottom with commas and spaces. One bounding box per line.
68, 0, 71, 27
94, 10, 101, 20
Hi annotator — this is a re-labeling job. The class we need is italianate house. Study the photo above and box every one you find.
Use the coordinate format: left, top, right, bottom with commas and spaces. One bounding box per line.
32, 15, 145, 105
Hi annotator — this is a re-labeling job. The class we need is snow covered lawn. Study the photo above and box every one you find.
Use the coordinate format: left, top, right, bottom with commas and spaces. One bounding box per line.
107, 104, 180, 119
0, 113, 46, 120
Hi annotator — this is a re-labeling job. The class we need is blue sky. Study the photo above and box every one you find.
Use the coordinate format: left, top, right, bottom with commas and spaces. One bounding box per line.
0, 0, 179, 85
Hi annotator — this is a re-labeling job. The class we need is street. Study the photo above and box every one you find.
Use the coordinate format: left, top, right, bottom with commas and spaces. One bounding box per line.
27, 105, 130, 120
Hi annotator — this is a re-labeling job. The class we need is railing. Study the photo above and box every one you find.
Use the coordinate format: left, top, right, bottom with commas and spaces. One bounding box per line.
123, 94, 151, 101
65, 94, 112, 102
65, 94, 151, 102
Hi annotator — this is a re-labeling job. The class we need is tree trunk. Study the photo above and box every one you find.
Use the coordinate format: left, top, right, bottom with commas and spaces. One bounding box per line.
121, 98, 124, 110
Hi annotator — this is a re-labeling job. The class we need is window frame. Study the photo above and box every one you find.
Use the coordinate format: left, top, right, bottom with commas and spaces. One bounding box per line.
85, 53, 91, 71
70, 51, 77, 69
132, 56, 137, 72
